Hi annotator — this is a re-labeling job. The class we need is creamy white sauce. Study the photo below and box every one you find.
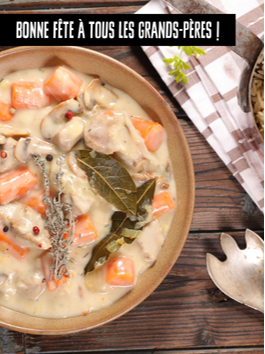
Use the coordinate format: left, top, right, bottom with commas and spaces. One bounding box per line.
0, 66, 176, 318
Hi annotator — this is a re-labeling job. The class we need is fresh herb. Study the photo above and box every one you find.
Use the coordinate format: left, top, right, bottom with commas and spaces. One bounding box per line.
85, 178, 156, 273
32, 155, 75, 281
75, 149, 137, 215
163, 46, 206, 84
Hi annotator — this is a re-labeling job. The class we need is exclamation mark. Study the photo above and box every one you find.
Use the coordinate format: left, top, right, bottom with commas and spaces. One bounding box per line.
216, 21, 220, 41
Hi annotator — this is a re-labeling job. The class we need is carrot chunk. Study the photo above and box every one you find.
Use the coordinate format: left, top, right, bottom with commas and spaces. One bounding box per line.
11, 81, 51, 109
72, 215, 98, 247
40, 251, 68, 292
44, 66, 83, 102
0, 168, 38, 205
130, 116, 153, 138
130, 116, 164, 152
152, 191, 176, 217
144, 123, 165, 152
106, 257, 135, 286
21, 189, 46, 216
0, 102, 14, 121
0, 222, 29, 260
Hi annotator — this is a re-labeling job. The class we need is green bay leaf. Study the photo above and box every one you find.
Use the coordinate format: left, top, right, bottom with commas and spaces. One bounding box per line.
75, 149, 137, 215
85, 178, 156, 273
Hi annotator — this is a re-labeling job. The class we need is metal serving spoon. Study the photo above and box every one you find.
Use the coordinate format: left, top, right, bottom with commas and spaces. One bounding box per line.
163, 0, 264, 113
206, 230, 264, 313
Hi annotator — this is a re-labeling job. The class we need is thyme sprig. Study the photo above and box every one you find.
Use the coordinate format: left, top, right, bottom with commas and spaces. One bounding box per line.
163, 46, 206, 84
32, 154, 75, 281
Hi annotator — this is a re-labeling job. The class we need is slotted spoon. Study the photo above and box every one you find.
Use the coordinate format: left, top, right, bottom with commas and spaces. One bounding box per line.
207, 229, 264, 313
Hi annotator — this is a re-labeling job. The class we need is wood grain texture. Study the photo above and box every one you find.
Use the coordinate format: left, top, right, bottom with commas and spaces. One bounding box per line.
0, 327, 24, 354
22, 231, 263, 353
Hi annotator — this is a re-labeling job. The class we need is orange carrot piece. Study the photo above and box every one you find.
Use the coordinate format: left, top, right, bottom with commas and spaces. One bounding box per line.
44, 66, 83, 102
130, 116, 153, 138
0, 222, 29, 260
21, 189, 46, 216
0, 168, 38, 205
72, 215, 98, 247
0, 101, 14, 121
40, 251, 68, 292
144, 123, 165, 152
152, 191, 176, 217
103, 110, 115, 117
130, 116, 164, 152
11, 81, 51, 109
106, 257, 135, 286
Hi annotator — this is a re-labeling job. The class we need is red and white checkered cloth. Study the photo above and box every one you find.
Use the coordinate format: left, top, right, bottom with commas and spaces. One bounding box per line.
137, 0, 264, 212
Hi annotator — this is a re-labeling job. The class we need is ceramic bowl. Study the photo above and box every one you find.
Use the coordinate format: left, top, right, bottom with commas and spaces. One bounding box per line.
0, 46, 195, 335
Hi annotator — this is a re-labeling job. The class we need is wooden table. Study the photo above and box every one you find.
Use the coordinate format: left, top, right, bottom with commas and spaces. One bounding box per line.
0, 2, 264, 353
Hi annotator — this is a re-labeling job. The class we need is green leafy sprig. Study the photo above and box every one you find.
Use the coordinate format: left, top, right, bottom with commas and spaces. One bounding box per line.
163, 46, 206, 84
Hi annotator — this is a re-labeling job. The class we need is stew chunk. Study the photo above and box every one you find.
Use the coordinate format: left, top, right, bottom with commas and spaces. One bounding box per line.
44, 66, 83, 102
12, 82, 51, 109
106, 257, 135, 286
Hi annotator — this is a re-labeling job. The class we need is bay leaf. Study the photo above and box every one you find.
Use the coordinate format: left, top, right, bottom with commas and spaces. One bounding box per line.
85, 178, 156, 273
75, 150, 137, 215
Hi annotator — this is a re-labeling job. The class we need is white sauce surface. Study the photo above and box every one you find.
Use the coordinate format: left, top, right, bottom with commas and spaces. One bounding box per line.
0, 66, 176, 318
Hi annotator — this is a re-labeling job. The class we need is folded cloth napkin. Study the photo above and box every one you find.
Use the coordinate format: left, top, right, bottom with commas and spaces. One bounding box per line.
137, 0, 264, 212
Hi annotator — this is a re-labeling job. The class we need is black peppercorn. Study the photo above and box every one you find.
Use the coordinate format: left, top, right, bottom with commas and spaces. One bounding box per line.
46, 154, 53, 162
3, 226, 8, 232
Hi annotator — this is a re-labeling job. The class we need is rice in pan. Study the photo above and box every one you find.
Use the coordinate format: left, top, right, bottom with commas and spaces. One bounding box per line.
251, 50, 264, 139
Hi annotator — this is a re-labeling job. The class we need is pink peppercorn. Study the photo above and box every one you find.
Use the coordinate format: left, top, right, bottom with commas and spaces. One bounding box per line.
33, 226, 40, 235
0, 151, 7, 158
65, 110, 73, 120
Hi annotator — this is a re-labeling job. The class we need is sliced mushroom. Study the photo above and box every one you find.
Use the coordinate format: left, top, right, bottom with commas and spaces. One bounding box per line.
0, 203, 51, 249
0, 125, 30, 138
133, 158, 149, 174
0, 138, 18, 173
157, 176, 169, 189
15, 270, 44, 300
0, 274, 7, 287
81, 78, 118, 111
14, 137, 53, 163
136, 219, 164, 261
41, 99, 83, 139
67, 152, 87, 179
52, 117, 85, 152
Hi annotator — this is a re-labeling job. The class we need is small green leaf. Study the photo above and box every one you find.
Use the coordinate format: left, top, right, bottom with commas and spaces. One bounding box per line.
163, 46, 206, 84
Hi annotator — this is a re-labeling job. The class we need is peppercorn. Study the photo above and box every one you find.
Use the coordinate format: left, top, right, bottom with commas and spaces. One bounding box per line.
65, 110, 73, 120
0, 151, 7, 159
46, 154, 53, 162
3, 226, 8, 232
33, 226, 40, 235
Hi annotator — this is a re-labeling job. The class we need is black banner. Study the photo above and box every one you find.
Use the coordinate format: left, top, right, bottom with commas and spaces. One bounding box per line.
5, 14, 236, 46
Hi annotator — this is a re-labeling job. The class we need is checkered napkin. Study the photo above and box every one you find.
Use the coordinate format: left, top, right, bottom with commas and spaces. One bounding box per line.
137, 0, 264, 212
